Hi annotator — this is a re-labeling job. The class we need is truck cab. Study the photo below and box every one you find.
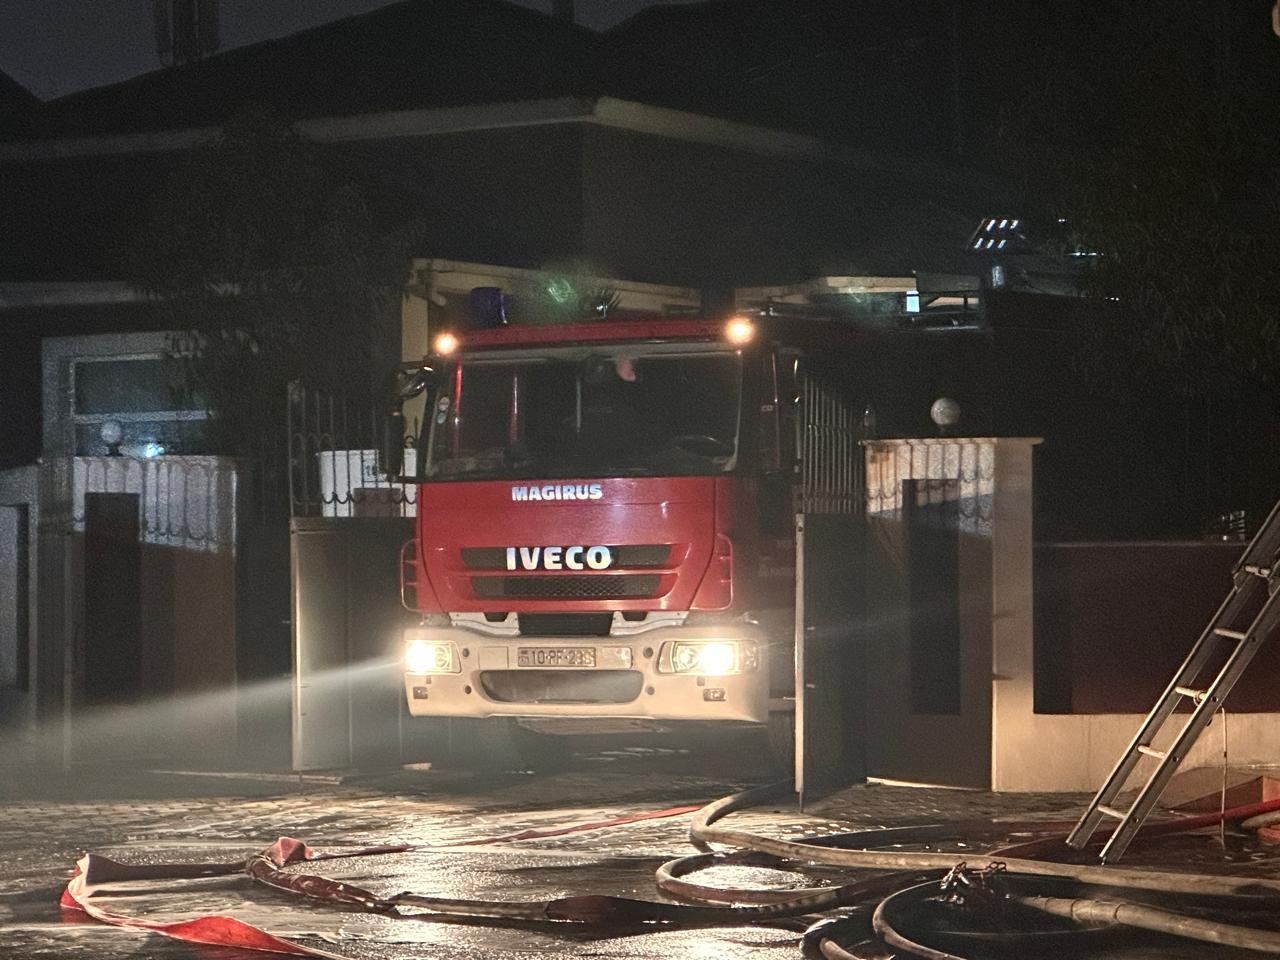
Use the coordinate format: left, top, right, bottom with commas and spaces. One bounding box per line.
394, 305, 988, 766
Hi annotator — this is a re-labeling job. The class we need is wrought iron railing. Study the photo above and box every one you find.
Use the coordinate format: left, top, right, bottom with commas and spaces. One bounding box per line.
286, 382, 417, 519
54, 454, 238, 551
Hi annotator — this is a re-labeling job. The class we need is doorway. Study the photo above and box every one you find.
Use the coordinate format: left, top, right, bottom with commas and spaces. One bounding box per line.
0, 504, 31, 723
904, 479, 961, 715
83, 493, 142, 705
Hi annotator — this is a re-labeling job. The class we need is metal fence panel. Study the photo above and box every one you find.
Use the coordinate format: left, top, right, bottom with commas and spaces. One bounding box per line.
287, 384, 416, 519
795, 511, 866, 807
0, 466, 38, 729
290, 516, 415, 771
799, 371, 859, 515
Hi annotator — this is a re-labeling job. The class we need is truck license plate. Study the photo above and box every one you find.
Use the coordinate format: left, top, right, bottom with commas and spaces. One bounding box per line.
517, 647, 596, 667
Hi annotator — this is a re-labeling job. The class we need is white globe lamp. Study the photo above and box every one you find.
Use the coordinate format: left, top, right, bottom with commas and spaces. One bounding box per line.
100, 420, 124, 456
930, 397, 960, 435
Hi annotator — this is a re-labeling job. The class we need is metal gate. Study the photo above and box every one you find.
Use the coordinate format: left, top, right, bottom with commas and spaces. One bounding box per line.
290, 517, 417, 770
794, 370, 866, 806
288, 385, 420, 771
0, 466, 38, 731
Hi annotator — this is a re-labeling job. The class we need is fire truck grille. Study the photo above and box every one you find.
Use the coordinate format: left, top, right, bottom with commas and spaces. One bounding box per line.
480, 670, 643, 704
471, 575, 660, 600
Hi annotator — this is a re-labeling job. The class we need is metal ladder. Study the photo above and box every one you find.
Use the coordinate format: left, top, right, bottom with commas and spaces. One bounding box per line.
1067, 497, 1280, 863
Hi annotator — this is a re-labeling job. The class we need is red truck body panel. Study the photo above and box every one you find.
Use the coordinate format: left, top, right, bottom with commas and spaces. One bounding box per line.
417, 476, 726, 613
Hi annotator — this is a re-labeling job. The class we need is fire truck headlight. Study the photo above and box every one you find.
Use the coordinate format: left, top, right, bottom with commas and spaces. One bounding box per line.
725, 316, 754, 345
405, 639, 457, 674
664, 640, 752, 676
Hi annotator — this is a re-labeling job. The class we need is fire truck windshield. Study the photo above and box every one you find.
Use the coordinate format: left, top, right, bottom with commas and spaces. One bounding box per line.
424, 347, 741, 480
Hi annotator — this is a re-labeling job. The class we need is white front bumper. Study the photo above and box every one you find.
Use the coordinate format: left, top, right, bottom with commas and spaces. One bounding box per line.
402, 622, 769, 723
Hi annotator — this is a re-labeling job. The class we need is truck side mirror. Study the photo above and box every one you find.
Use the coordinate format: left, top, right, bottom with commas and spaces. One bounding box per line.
757, 395, 794, 538
383, 364, 438, 479
382, 409, 408, 478
758, 401, 782, 473
397, 363, 438, 402
789, 369, 803, 478
757, 351, 785, 475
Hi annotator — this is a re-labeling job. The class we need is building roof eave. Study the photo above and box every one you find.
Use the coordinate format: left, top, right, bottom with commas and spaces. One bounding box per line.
0, 95, 1002, 196
0, 281, 147, 310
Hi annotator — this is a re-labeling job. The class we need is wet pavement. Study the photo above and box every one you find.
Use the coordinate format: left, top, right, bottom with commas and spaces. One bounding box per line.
3, 729, 1280, 959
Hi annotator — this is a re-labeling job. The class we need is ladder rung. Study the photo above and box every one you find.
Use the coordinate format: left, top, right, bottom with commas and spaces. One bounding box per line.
1137, 745, 1167, 760
1175, 686, 1207, 701
1213, 627, 1248, 640
1097, 804, 1128, 820
1244, 564, 1272, 578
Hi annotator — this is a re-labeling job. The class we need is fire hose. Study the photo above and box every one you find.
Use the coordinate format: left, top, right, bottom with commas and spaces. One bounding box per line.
60, 783, 1280, 958
681, 783, 1280, 956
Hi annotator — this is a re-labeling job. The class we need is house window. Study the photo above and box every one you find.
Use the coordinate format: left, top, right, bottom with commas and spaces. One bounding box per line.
73, 357, 198, 415
69, 353, 207, 457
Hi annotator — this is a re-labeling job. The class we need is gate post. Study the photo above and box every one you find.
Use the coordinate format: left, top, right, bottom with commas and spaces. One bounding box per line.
0, 466, 39, 734
988, 439, 1040, 791
861, 437, 1040, 789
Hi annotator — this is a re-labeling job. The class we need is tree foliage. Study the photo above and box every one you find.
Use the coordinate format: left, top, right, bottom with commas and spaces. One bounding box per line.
1006, 3, 1280, 400
128, 108, 417, 454
1002, 3, 1280, 528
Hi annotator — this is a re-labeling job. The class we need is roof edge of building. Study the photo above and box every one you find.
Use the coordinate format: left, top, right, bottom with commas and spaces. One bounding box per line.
0, 280, 146, 309
0, 95, 1000, 194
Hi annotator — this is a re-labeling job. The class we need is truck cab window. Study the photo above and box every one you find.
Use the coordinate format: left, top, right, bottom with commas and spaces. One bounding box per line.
425, 348, 742, 481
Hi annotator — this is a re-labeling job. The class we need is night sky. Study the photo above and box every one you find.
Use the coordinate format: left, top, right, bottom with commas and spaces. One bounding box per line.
1, 0, 703, 100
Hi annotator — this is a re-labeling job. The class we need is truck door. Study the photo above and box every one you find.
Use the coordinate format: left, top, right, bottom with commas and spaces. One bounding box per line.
794, 368, 866, 807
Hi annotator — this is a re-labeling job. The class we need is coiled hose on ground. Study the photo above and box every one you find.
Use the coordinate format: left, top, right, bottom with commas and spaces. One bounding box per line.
665, 781, 1280, 957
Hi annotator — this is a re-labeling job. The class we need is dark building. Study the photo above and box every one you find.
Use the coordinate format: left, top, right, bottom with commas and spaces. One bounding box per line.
0, 0, 1010, 469
7, 0, 1263, 777
0, 0, 1014, 763
0, 70, 38, 139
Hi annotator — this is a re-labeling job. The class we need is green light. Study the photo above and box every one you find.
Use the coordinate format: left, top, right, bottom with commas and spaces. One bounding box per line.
544, 277, 575, 305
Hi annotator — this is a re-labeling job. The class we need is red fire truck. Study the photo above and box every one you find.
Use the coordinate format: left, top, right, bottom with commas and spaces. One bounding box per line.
390, 298, 987, 768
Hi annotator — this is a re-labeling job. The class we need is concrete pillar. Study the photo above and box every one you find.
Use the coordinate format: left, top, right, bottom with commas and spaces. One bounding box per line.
988, 439, 1043, 791
862, 437, 1040, 789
